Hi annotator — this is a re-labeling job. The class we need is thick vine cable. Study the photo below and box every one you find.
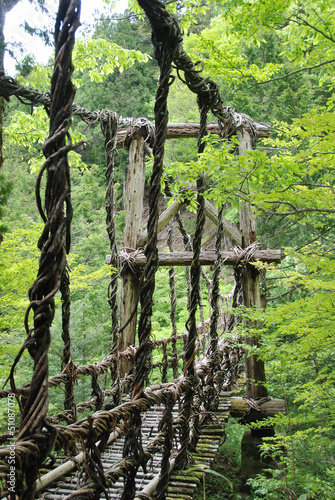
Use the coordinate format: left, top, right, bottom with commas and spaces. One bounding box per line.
100, 111, 121, 407
204, 205, 225, 414
61, 267, 77, 423
167, 220, 179, 379
3, 2, 81, 498
174, 101, 209, 470
120, 1, 181, 498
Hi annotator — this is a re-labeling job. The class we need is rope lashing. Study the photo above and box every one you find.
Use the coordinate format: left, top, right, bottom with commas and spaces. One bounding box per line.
233, 241, 262, 263
123, 117, 155, 153
232, 242, 262, 313
235, 112, 259, 148
239, 396, 273, 425
120, 248, 145, 276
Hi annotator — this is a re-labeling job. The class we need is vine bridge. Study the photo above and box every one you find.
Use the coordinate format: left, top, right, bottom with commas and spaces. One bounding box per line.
0, 0, 285, 498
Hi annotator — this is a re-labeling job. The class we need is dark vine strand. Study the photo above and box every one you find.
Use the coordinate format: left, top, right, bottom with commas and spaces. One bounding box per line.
209, 205, 225, 355
175, 100, 209, 469
119, 0, 182, 497
202, 205, 225, 416
165, 183, 192, 365
5, 1, 82, 498
60, 267, 77, 423
167, 219, 179, 379
156, 394, 175, 500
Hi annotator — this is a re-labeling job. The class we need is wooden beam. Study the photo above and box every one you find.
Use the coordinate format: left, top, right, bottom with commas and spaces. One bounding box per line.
118, 131, 145, 378
230, 397, 286, 418
106, 249, 284, 267
204, 200, 242, 246
138, 199, 186, 248
116, 121, 271, 147
237, 128, 268, 400
138, 197, 241, 248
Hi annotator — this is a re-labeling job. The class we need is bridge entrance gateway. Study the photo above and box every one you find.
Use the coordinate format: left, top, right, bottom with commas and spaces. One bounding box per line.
0, 0, 285, 499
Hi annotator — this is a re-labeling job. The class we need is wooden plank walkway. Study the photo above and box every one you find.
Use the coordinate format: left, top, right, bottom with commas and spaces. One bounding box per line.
35, 393, 235, 499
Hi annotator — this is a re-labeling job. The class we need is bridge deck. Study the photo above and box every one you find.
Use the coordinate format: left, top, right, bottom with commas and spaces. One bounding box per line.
36, 394, 234, 499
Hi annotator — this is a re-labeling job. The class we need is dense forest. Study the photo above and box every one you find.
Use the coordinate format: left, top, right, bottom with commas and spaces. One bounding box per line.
0, 0, 335, 498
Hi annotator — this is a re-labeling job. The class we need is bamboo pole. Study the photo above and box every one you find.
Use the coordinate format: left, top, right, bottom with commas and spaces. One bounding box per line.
35, 428, 122, 493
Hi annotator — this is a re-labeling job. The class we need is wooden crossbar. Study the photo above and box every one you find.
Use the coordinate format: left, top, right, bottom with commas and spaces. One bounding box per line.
116, 121, 271, 146
106, 249, 284, 266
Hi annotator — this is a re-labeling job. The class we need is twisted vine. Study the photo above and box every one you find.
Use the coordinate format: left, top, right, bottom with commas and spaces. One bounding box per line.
5, 2, 81, 498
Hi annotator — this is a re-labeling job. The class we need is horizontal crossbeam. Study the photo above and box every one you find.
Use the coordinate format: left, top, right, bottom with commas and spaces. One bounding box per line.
106, 249, 284, 266
116, 121, 271, 146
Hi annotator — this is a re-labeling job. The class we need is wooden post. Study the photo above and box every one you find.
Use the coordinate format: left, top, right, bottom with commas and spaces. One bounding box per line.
237, 128, 268, 399
118, 130, 145, 378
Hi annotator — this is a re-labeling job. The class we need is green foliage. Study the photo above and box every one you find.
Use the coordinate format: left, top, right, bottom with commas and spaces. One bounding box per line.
5, 106, 87, 174
0, 220, 41, 334
0, 173, 12, 235
246, 424, 335, 498
186, 16, 282, 85
183, 5, 330, 122
222, 0, 335, 88
73, 38, 149, 84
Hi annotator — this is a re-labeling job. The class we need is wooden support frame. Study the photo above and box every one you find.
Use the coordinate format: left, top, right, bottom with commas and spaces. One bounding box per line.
138, 197, 241, 248
114, 121, 281, 390
237, 128, 268, 400
118, 130, 146, 378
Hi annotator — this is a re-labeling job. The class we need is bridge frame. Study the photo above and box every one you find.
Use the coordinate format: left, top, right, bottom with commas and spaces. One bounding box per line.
117, 120, 281, 403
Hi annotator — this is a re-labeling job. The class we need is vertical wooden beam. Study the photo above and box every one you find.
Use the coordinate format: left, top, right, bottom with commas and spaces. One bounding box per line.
118, 130, 145, 378
237, 128, 268, 399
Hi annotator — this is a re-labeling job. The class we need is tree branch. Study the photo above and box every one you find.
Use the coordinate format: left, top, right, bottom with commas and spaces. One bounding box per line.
272, 206, 335, 215
248, 59, 335, 87
267, 286, 299, 302
293, 14, 335, 44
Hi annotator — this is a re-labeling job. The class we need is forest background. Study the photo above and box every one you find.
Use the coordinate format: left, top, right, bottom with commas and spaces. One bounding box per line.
0, 0, 335, 498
